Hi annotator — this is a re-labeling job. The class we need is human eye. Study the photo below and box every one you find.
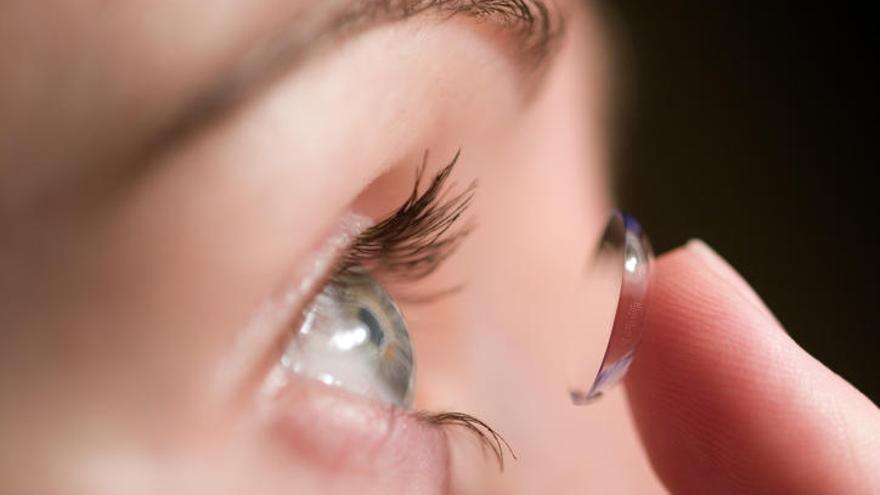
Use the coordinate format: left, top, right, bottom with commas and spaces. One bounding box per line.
258, 152, 513, 471
279, 154, 474, 408
283, 267, 416, 406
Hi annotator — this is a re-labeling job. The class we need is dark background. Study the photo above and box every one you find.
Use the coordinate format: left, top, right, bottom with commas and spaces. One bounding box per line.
608, 3, 878, 402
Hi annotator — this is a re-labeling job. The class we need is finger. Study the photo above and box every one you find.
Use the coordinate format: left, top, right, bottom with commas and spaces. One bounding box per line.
626, 240, 880, 495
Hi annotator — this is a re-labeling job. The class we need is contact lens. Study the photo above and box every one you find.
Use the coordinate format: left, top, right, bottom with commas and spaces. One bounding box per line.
281, 268, 415, 407
568, 211, 653, 404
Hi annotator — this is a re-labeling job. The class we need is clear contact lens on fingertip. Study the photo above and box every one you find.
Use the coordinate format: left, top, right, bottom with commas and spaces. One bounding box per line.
567, 211, 654, 405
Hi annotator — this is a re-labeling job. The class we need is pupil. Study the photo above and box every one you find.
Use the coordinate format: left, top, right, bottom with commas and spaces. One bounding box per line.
357, 307, 385, 347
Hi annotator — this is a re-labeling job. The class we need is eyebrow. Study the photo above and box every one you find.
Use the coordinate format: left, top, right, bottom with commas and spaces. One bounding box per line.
140, 0, 563, 163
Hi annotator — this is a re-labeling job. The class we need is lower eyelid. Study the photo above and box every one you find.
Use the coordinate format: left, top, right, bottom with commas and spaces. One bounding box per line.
264, 374, 450, 479
264, 367, 514, 479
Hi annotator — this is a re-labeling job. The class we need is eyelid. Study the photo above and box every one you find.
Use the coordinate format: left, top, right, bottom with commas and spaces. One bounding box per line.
142, 1, 562, 160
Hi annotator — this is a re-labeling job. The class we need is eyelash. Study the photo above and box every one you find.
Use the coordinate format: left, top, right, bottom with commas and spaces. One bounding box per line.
328, 150, 515, 470
337, 149, 475, 283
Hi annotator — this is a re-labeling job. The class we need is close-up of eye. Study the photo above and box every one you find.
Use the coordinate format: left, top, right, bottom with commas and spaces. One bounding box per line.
3, 1, 878, 494
277, 158, 474, 411
256, 159, 519, 477
274, 159, 471, 411
283, 267, 416, 407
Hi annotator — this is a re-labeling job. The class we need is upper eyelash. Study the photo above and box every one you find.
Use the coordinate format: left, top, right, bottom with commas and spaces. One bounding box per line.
338, 150, 475, 282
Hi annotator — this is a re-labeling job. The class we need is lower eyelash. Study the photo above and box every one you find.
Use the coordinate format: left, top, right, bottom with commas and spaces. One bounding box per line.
416, 411, 517, 471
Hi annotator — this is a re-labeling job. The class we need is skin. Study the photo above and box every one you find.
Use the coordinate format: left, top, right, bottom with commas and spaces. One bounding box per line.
1, 1, 878, 494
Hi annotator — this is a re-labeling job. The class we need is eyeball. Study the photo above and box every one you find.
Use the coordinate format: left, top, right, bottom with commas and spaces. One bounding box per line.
280, 268, 415, 407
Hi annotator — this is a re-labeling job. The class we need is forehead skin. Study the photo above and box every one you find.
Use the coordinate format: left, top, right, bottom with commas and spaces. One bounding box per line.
0, 0, 310, 200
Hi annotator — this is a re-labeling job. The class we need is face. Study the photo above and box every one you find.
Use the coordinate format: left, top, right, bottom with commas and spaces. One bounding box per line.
0, 1, 661, 493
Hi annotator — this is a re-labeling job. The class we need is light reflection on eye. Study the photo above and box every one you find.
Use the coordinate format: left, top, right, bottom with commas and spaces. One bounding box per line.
280, 267, 415, 407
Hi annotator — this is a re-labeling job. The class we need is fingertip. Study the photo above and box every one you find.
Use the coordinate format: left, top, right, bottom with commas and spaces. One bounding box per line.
626, 242, 880, 494
684, 238, 775, 320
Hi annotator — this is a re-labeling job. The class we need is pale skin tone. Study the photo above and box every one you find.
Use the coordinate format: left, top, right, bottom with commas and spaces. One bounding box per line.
1, 1, 878, 494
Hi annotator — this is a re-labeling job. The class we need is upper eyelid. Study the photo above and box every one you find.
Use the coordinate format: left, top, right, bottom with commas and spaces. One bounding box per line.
137, 0, 564, 169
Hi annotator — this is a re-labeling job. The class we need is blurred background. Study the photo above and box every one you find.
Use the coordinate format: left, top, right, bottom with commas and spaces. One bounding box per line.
607, 3, 878, 402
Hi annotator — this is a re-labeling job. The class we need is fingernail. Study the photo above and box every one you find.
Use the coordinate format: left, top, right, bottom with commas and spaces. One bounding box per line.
686, 239, 776, 320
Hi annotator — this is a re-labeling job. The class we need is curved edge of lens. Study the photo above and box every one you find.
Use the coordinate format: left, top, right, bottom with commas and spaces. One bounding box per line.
570, 211, 654, 405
